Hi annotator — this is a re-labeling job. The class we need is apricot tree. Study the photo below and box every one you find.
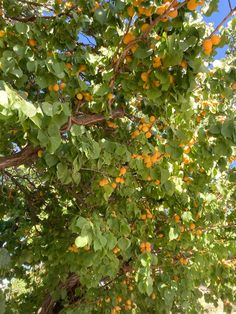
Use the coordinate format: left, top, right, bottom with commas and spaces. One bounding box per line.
0, 0, 236, 313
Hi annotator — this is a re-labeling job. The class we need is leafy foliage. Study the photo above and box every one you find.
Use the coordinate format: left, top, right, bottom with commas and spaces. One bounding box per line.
0, 0, 236, 313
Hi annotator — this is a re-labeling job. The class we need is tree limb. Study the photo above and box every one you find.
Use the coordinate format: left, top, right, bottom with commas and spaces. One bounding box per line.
0, 145, 39, 171
0, 108, 125, 171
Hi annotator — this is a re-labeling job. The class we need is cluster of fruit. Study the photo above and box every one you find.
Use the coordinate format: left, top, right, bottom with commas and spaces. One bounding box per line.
75, 91, 93, 101
99, 167, 127, 188
203, 35, 221, 56
131, 116, 156, 139
140, 241, 152, 253
132, 150, 163, 169
48, 82, 65, 92
140, 208, 154, 220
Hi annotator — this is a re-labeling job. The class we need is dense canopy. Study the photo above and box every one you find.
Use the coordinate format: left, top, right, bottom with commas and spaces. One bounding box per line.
0, 0, 236, 313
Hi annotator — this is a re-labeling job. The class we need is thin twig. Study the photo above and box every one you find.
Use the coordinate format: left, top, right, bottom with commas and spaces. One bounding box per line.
210, 6, 236, 36
228, 0, 232, 11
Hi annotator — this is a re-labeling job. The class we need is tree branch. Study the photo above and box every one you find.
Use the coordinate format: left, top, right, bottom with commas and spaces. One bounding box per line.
210, 5, 236, 36
0, 146, 39, 171
0, 109, 125, 171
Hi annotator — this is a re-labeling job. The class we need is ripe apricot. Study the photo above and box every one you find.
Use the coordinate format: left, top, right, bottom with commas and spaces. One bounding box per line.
113, 247, 120, 254
119, 167, 127, 175
156, 5, 166, 15
232, 83, 236, 89
59, 82, 66, 90
149, 116, 156, 123
153, 80, 161, 87
78, 64, 86, 72
123, 32, 135, 45
141, 72, 149, 82
144, 7, 153, 17
111, 182, 117, 189
107, 93, 114, 101
196, 229, 203, 236
141, 23, 150, 33
127, 6, 135, 17
174, 214, 180, 223
187, 0, 198, 10
180, 59, 188, 69
145, 132, 152, 139
125, 55, 132, 63
99, 178, 109, 187
203, 38, 212, 50
183, 146, 191, 154
28, 38, 37, 47
211, 34, 221, 45
0, 30, 5, 37
190, 223, 196, 230
168, 9, 178, 18
65, 63, 72, 70
53, 84, 59, 92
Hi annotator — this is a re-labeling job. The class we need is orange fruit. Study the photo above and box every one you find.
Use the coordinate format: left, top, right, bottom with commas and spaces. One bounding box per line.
119, 167, 127, 175
156, 5, 166, 15
180, 60, 188, 68
28, 38, 37, 47
78, 64, 86, 72
141, 23, 150, 33
127, 6, 135, 17
203, 39, 212, 51
144, 7, 153, 17
196, 229, 203, 236
59, 82, 66, 90
190, 223, 196, 230
187, 0, 198, 10
174, 214, 181, 223
99, 178, 109, 187
183, 146, 191, 154
65, 63, 73, 70
53, 84, 59, 92
231, 83, 236, 89
149, 116, 156, 123
145, 132, 152, 139
0, 30, 5, 37
125, 55, 132, 63
123, 32, 135, 45
111, 182, 117, 189
168, 9, 178, 18
141, 72, 149, 82
153, 80, 161, 87
107, 93, 114, 101
211, 34, 221, 45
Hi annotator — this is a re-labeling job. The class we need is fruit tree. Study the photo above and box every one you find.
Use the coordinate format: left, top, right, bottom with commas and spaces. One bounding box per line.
0, 0, 236, 313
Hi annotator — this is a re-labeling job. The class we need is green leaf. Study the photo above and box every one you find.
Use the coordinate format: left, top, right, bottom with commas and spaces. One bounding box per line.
169, 227, 179, 241
117, 238, 131, 251
27, 61, 38, 73
75, 235, 89, 248
181, 211, 193, 222
160, 167, 169, 184
221, 120, 235, 140
94, 8, 107, 24
15, 22, 29, 34
48, 135, 61, 153
0, 248, 11, 270
42, 102, 53, 116
134, 47, 153, 59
